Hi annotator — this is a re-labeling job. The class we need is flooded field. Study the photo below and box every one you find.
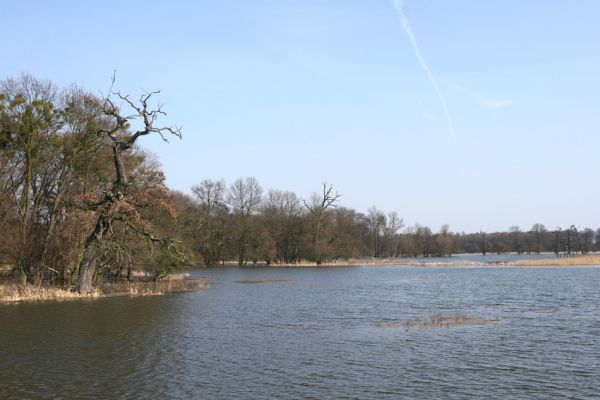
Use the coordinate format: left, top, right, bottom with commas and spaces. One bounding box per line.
1, 264, 599, 399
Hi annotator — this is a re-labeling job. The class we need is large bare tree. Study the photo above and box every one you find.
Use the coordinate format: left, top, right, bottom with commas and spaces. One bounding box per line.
76, 80, 181, 293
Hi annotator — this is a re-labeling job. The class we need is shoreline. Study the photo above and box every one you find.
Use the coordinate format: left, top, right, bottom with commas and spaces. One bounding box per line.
3, 255, 598, 303
212, 254, 600, 269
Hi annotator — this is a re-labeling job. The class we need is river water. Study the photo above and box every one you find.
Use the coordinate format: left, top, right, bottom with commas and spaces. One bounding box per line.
1, 265, 599, 399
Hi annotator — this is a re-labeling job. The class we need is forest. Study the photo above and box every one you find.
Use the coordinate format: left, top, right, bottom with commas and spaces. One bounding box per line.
1, 75, 599, 292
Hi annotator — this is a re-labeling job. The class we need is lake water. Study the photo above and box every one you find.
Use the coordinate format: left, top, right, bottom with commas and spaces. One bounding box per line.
1, 264, 599, 399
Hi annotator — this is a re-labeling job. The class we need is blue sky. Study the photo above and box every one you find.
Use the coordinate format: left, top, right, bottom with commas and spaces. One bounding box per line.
2, 0, 599, 232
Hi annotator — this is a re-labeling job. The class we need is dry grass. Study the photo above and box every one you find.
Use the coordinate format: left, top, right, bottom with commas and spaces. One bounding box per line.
510, 255, 600, 267
237, 279, 291, 284
0, 277, 210, 304
0, 284, 100, 303
376, 313, 497, 330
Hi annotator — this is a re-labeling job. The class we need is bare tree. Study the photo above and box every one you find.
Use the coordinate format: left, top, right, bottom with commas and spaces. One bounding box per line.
192, 179, 229, 267
479, 231, 487, 255
383, 211, 403, 257
509, 226, 523, 254
75, 79, 181, 293
261, 189, 303, 263
303, 183, 341, 264
435, 224, 454, 256
227, 177, 263, 266
530, 223, 546, 254
365, 206, 387, 257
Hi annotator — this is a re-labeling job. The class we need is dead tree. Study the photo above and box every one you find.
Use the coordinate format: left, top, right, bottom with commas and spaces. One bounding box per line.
76, 80, 181, 293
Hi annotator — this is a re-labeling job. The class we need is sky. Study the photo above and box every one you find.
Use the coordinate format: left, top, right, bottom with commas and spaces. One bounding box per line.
2, 0, 599, 233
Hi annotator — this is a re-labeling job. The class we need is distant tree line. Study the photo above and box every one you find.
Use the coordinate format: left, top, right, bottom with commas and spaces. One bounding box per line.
172, 180, 600, 266
1, 75, 599, 290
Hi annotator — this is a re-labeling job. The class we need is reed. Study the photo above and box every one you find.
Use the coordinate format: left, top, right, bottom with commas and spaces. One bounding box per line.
0, 284, 100, 303
0, 277, 210, 304
510, 255, 600, 267
403, 314, 497, 329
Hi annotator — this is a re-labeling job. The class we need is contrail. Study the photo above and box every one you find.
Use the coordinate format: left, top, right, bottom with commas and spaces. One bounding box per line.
391, 0, 455, 141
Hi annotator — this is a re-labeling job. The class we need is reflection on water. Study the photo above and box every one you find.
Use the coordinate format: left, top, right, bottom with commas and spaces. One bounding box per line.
1, 264, 599, 399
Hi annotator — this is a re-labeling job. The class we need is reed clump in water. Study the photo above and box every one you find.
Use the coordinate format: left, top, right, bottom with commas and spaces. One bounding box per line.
101, 277, 210, 296
0, 284, 101, 303
403, 314, 497, 329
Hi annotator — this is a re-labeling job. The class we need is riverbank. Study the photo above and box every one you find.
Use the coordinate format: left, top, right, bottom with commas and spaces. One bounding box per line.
0, 274, 210, 304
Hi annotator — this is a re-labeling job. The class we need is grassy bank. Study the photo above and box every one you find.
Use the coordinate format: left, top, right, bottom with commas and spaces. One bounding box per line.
0, 274, 210, 304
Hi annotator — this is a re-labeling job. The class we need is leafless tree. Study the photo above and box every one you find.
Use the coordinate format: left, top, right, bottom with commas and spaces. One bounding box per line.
76, 78, 181, 293
303, 183, 341, 264
192, 179, 229, 267
227, 177, 263, 266
261, 189, 303, 263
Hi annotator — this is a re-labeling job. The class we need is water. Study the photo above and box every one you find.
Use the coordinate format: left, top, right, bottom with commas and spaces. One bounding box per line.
1, 265, 599, 399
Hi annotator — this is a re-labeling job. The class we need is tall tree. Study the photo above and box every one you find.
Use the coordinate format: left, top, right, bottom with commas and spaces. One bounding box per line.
261, 189, 303, 263
435, 224, 454, 256
383, 211, 403, 257
530, 223, 546, 254
303, 183, 341, 264
366, 206, 386, 257
191, 179, 229, 267
75, 81, 181, 293
227, 177, 263, 266
0, 75, 59, 282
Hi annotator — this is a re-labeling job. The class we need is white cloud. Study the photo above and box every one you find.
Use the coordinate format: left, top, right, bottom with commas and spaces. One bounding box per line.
481, 99, 512, 110
391, 0, 456, 141
443, 80, 512, 110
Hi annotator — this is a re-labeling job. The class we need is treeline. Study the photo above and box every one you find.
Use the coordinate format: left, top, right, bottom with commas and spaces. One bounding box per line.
172, 181, 600, 265
1, 75, 599, 291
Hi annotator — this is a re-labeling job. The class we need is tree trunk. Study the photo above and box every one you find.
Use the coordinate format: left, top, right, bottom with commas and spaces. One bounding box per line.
76, 215, 107, 293
76, 244, 97, 293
